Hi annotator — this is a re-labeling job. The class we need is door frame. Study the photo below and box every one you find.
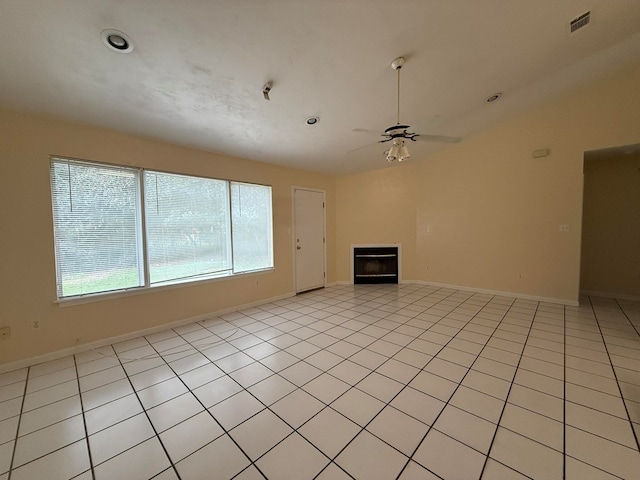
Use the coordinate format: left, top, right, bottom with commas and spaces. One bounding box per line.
292, 186, 327, 293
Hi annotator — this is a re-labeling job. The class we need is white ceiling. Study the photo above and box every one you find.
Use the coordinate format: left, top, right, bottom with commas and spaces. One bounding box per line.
2, 1, 640, 175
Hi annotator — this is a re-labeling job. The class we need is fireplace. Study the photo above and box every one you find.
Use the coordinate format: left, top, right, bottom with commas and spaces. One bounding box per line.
352, 245, 399, 284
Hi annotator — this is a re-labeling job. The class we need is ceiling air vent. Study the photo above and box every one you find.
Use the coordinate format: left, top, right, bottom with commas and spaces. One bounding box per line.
570, 11, 590, 33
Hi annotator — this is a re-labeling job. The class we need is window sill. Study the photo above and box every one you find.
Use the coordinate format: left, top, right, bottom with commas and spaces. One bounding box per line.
55, 268, 274, 307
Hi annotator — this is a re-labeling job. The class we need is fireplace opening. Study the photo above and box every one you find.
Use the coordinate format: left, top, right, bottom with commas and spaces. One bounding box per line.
353, 246, 398, 284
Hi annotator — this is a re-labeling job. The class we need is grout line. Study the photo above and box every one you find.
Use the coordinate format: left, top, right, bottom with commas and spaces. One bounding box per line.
477, 301, 540, 479
614, 297, 640, 339
73, 355, 96, 480
254, 286, 466, 477
256, 286, 456, 474
563, 303, 567, 480
145, 332, 271, 480
271, 287, 465, 477
111, 344, 183, 480
4, 285, 639, 479
322, 288, 473, 478
13, 373, 78, 398
6, 367, 30, 480
394, 294, 517, 479
11, 307, 598, 414
8, 383, 79, 417
588, 296, 640, 453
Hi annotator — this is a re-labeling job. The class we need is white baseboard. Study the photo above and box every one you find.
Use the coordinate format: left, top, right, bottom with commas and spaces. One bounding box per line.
0, 291, 296, 374
328, 279, 579, 306
2, 281, 584, 374
406, 280, 579, 306
580, 290, 640, 302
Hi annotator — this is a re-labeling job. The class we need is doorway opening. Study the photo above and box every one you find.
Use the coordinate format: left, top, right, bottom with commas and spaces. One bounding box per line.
580, 143, 640, 300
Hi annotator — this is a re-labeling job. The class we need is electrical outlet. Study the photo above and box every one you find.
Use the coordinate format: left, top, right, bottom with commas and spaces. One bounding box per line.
31, 320, 41, 330
0, 327, 10, 341
255, 279, 260, 286
517, 273, 524, 281
559, 224, 570, 232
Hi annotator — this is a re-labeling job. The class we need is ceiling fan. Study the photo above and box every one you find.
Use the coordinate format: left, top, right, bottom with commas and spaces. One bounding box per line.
352, 56, 462, 162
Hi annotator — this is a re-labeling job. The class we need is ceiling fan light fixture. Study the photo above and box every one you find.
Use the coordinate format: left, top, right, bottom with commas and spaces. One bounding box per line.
386, 140, 403, 162
386, 148, 397, 162
399, 144, 410, 162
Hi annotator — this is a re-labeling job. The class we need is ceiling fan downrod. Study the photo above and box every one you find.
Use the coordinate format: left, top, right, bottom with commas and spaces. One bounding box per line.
391, 57, 405, 126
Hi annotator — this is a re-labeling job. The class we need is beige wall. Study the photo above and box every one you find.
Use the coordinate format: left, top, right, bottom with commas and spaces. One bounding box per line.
336, 63, 640, 303
336, 165, 418, 281
3, 62, 640, 365
581, 154, 640, 297
0, 108, 336, 364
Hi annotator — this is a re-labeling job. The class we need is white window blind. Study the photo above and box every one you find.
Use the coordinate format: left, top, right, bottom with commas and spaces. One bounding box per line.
50, 160, 143, 297
231, 182, 273, 273
144, 171, 232, 284
50, 158, 274, 299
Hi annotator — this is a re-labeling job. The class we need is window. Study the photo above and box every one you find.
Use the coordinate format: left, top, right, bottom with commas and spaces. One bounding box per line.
144, 172, 232, 284
50, 158, 273, 298
231, 182, 274, 273
50, 162, 144, 297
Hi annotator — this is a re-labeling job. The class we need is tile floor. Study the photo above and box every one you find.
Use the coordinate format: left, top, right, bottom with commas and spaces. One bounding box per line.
1, 284, 639, 479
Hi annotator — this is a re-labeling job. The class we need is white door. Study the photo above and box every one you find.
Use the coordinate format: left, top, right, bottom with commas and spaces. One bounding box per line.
294, 188, 325, 293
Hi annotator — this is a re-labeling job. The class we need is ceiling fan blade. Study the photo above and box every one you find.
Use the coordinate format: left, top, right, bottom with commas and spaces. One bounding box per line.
352, 128, 383, 136
414, 133, 462, 144
346, 142, 380, 155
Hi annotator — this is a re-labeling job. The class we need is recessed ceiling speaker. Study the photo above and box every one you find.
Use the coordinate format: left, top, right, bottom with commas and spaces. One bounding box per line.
101, 29, 134, 53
